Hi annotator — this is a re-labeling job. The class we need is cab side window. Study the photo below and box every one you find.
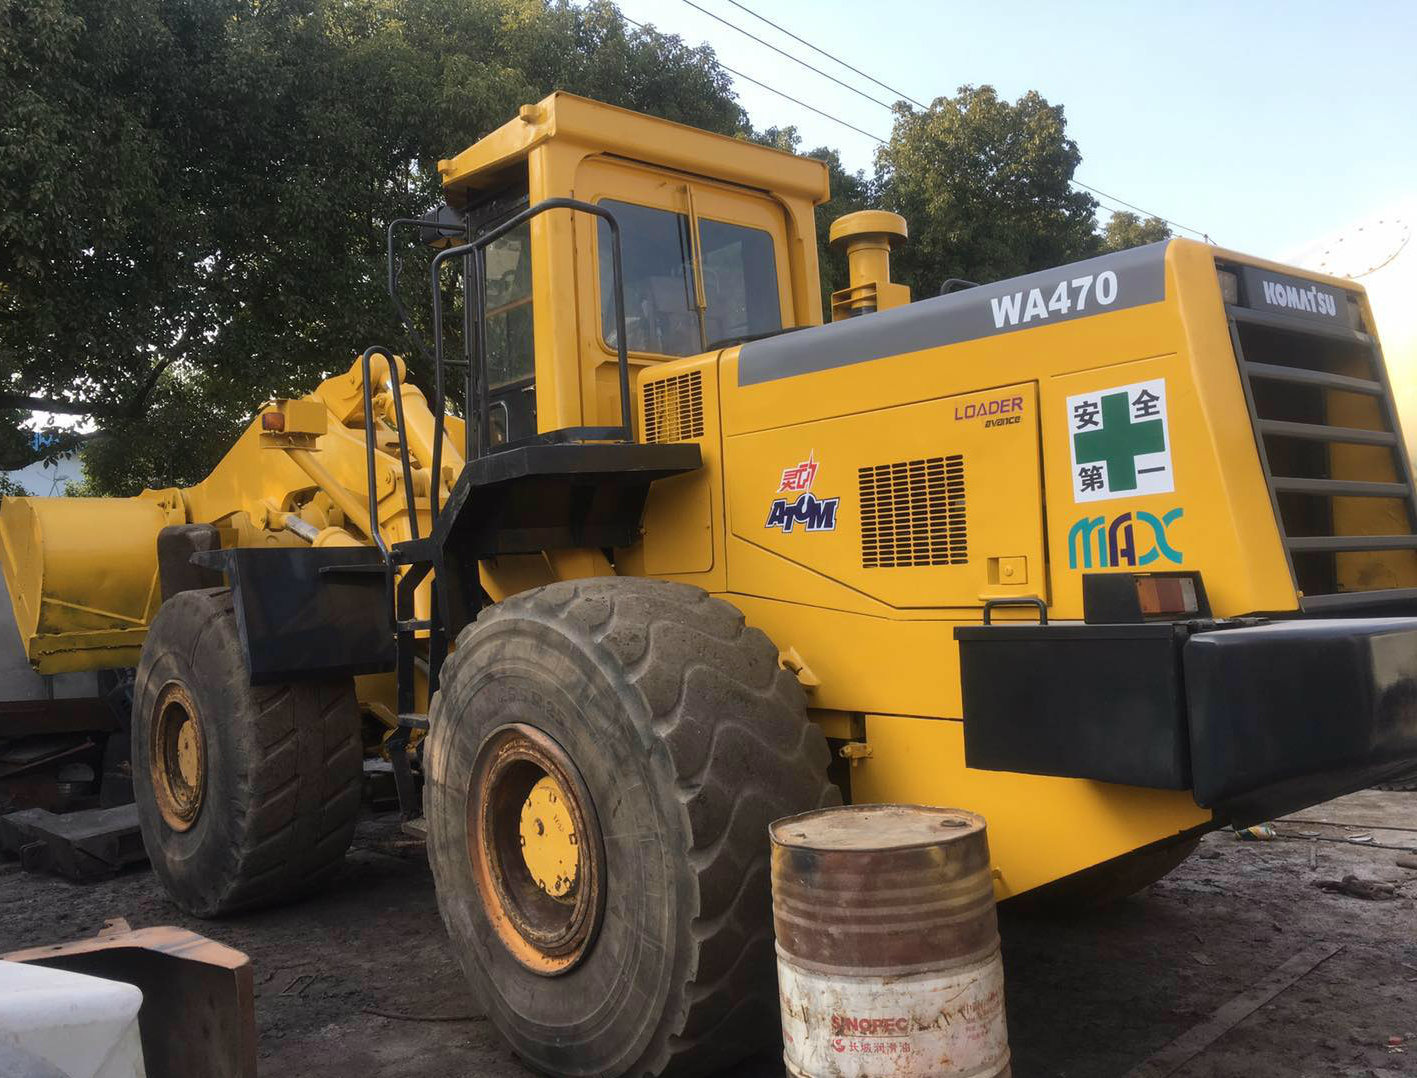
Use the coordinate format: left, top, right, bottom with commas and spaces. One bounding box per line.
484, 220, 534, 388
597, 198, 782, 357
597, 200, 700, 357
700, 219, 781, 348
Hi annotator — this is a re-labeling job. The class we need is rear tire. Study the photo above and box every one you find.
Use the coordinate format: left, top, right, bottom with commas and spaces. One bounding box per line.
132, 588, 362, 917
426, 578, 838, 1078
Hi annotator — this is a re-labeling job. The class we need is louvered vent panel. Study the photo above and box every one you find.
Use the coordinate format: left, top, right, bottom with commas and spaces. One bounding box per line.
1224, 272, 1417, 604
642, 371, 705, 443
859, 455, 967, 568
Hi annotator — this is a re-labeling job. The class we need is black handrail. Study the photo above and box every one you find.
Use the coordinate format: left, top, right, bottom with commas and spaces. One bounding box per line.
385, 217, 466, 369
357, 344, 422, 557
428, 198, 632, 516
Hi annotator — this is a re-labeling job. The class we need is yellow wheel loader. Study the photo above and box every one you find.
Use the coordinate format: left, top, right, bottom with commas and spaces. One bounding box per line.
4, 93, 1417, 1075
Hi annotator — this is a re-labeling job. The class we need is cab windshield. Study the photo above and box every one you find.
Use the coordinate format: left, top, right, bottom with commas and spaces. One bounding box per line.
597, 198, 781, 356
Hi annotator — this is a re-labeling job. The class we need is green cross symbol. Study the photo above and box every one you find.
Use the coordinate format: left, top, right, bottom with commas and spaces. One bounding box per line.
1074, 391, 1165, 491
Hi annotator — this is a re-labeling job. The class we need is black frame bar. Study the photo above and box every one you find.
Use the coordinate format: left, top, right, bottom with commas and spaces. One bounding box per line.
385, 216, 467, 369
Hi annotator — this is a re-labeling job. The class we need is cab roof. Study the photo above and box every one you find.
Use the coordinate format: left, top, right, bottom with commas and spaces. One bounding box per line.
436, 92, 831, 205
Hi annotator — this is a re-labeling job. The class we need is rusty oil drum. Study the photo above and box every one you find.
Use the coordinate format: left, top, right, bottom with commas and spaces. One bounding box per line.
770, 805, 1011, 1078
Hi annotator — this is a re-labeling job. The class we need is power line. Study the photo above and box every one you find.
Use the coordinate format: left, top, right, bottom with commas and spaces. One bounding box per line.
678, 0, 895, 112
719, 0, 928, 110
1071, 180, 1211, 241
625, 5, 1213, 242
622, 15, 889, 144
711, 2, 1212, 240
718, 62, 889, 144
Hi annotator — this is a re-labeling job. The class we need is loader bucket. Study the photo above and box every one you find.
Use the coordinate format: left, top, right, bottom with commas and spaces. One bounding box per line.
0, 491, 183, 674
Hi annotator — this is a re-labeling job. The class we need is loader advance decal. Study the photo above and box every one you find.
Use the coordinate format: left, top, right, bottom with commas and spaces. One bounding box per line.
767, 452, 839, 533
1067, 378, 1174, 502
955, 394, 1024, 428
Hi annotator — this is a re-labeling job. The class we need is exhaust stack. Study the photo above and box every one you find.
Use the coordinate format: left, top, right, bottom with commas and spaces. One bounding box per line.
829, 210, 910, 320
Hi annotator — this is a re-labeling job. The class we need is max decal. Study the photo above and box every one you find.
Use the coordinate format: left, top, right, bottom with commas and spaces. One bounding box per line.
1068, 508, 1184, 569
767, 452, 839, 533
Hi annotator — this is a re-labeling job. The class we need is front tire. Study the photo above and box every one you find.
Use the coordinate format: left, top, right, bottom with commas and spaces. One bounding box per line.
426, 578, 838, 1077
132, 588, 362, 916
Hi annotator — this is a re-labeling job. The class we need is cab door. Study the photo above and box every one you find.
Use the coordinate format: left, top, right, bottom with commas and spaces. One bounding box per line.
570, 157, 797, 427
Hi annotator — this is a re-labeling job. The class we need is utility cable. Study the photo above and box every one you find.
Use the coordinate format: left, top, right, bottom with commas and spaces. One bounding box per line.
625, 7, 1213, 241
718, 62, 889, 143
678, 0, 895, 112
623, 15, 889, 144
1070, 180, 1211, 241
719, 0, 929, 109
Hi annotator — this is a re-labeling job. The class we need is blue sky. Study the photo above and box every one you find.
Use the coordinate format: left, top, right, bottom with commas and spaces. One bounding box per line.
611, 0, 1417, 259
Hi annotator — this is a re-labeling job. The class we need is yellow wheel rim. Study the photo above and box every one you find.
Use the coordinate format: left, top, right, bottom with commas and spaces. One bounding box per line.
468, 724, 604, 976
519, 775, 579, 901
151, 683, 206, 833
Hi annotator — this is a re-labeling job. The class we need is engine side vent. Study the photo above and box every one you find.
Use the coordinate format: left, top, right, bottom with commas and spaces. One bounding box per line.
642, 371, 704, 443
859, 455, 967, 569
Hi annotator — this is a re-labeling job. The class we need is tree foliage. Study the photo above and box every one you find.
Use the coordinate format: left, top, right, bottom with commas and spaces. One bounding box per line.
1, 0, 745, 493
875, 85, 1101, 298
1101, 210, 1172, 251
4, 7, 1150, 496
752, 126, 870, 319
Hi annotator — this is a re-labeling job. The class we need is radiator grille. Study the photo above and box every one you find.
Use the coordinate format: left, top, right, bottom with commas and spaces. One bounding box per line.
642, 371, 704, 443
859, 455, 967, 568
1225, 272, 1417, 607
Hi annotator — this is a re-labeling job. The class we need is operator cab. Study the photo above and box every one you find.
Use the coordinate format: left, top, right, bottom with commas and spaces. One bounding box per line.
456, 184, 788, 447
425, 92, 829, 452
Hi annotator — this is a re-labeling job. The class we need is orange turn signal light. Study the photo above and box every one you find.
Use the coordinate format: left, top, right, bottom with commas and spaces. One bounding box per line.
1136, 575, 1200, 617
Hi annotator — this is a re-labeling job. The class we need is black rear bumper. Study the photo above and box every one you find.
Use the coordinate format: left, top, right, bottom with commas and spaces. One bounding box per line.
957, 617, 1417, 825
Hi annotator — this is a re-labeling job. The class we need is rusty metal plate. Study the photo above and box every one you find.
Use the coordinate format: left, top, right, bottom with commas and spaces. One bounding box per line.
6, 923, 257, 1078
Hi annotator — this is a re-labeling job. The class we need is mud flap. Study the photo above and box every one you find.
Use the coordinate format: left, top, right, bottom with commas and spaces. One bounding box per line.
188, 546, 395, 684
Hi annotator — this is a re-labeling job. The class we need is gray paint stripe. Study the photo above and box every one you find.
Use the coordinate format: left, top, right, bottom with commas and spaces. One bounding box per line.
739, 241, 1171, 386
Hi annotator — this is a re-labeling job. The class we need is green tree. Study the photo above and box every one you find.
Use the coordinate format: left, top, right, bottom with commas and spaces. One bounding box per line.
809, 146, 872, 318
751, 127, 871, 319
875, 85, 1100, 297
1, 0, 746, 495
1101, 210, 1172, 251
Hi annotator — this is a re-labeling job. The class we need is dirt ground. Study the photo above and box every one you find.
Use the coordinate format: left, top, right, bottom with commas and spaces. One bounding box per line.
2, 790, 1415, 1078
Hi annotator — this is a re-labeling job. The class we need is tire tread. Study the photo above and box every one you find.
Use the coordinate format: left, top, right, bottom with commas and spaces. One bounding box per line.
439, 578, 837, 1077
133, 588, 362, 916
